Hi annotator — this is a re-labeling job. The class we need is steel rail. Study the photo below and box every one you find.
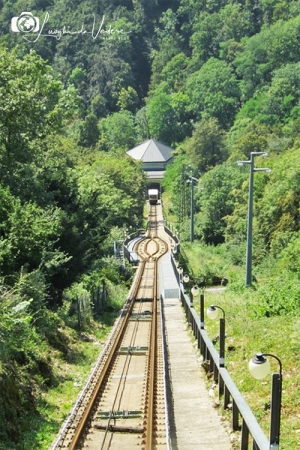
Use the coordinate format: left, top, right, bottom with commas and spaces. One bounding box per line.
99, 294, 145, 448
133, 204, 158, 260
145, 259, 158, 450
65, 261, 147, 450
67, 235, 164, 448
51, 204, 169, 450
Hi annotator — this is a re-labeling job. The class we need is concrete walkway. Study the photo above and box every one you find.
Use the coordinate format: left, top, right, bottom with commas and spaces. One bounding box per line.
163, 297, 233, 450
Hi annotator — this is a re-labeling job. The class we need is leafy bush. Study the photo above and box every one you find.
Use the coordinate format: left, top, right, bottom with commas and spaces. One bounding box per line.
0, 284, 57, 444
277, 233, 300, 273
253, 274, 300, 317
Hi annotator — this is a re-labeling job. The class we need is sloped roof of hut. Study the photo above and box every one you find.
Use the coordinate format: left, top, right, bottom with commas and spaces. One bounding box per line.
126, 139, 174, 163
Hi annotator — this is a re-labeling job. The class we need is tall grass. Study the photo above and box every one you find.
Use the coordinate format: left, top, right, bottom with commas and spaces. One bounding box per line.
182, 241, 300, 450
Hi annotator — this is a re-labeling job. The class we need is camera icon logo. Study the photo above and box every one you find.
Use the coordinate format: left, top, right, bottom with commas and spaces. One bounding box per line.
11, 12, 39, 33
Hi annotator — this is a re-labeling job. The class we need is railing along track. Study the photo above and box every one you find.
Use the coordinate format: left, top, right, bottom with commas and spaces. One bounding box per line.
176, 267, 271, 450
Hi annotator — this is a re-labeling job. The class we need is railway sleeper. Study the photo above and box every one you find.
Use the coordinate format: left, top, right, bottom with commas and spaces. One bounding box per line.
96, 410, 143, 419
94, 424, 144, 433
117, 346, 148, 355
131, 310, 152, 316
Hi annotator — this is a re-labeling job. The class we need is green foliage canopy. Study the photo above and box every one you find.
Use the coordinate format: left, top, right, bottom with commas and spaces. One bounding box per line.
194, 163, 245, 244
186, 57, 240, 128
185, 118, 228, 173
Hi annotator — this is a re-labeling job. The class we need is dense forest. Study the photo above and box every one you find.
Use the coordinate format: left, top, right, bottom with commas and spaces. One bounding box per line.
1, 0, 300, 448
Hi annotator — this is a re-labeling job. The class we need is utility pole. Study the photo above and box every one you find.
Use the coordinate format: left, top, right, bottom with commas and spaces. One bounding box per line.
237, 152, 271, 286
187, 175, 198, 243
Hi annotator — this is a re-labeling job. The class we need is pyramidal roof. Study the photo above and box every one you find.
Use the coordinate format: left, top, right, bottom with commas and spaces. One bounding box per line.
126, 139, 174, 163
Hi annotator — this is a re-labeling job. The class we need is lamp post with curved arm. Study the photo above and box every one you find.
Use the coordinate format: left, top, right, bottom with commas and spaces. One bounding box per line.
177, 266, 183, 299
249, 352, 282, 449
189, 284, 198, 309
183, 273, 190, 297
177, 266, 183, 282
207, 305, 226, 368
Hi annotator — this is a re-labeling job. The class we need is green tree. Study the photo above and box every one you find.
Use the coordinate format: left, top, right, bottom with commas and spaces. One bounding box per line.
146, 83, 190, 145
194, 163, 245, 244
0, 48, 78, 197
189, 4, 254, 68
0, 201, 63, 276
162, 152, 190, 235
186, 57, 240, 128
259, 63, 300, 123
78, 113, 100, 148
234, 15, 300, 99
161, 53, 190, 92
98, 110, 137, 151
185, 118, 228, 173
91, 94, 108, 119
150, 9, 183, 87
117, 87, 139, 112
92, 154, 146, 225
135, 106, 151, 142
88, 45, 135, 112
256, 147, 300, 246
228, 121, 270, 161
232, 62, 300, 126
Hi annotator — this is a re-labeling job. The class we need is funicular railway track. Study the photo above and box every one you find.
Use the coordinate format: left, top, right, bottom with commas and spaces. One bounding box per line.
51, 204, 170, 450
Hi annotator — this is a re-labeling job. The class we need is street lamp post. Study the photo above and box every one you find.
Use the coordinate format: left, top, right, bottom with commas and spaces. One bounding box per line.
197, 288, 205, 329
183, 273, 190, 296
190, 284, 199, 309
200, 290, 204, 329
207, 305, 226, 368
187, 176, 198, 243
177, 265, 183, 300
249, 352, 282, 449
194, 286, 205, 357
237, 152, 271, 286
177, 266, 183, 283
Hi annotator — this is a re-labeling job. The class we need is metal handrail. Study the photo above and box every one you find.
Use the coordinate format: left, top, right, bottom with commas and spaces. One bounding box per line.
178, 284, 269, 450
219, 367, 269, 448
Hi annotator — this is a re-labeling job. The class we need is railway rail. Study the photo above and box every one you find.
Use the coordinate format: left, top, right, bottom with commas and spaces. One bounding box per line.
51, 204, 170, 450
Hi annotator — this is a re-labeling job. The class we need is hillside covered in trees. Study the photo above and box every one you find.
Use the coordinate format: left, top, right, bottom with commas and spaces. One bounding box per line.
1, 0, 300, 448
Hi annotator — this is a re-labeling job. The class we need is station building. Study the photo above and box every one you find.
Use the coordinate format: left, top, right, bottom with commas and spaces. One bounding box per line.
126, 139, 174, 193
